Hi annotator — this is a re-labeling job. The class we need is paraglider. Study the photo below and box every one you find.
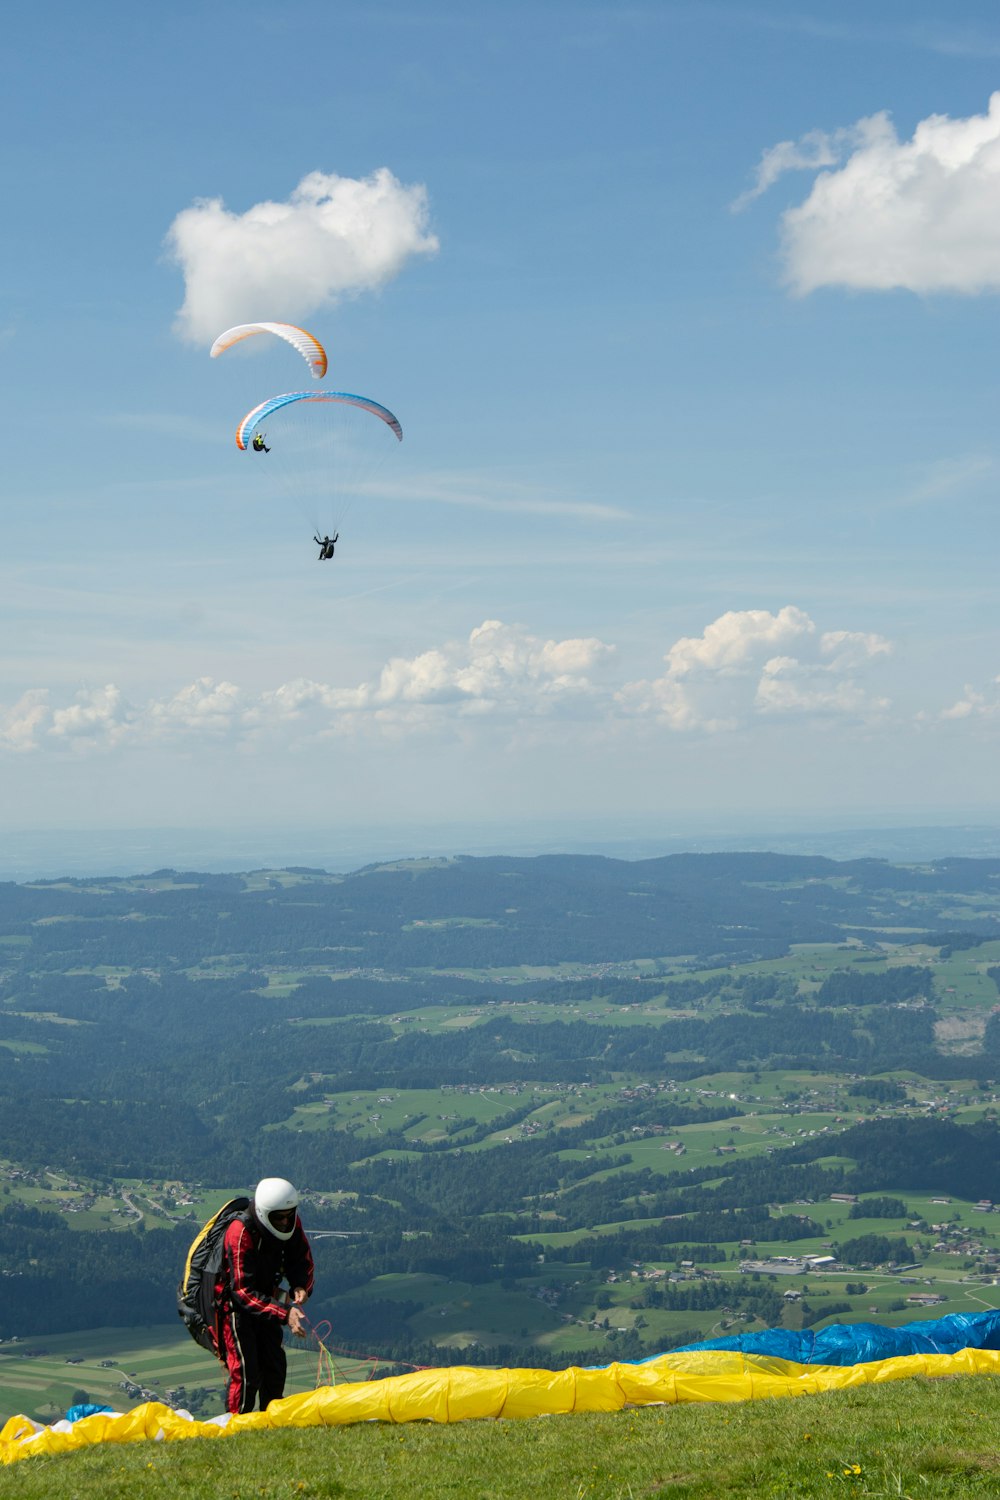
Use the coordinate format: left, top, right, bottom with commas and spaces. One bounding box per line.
235, 391, 403, 558
210, 322, 328, 380
210, 322, 401, 559
235, 391, 403, 450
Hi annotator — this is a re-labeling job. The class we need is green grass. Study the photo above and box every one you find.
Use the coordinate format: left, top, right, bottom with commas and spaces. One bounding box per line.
2, 1375, 1000, 1496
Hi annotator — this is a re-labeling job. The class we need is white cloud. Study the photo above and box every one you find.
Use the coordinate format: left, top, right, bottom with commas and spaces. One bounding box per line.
940, 677, 1000, 721
732, 127, 856, 211
328, 620, 617, 727
743, 93, 1000, 294
754, 655, 887, 717
145, 678, 245, 735
167, 168, 439, 344
661, 605, 815, 677
0, 690, 51, 753
0, 612, 897, 754
0, 622, 616, 753
49, 686, 133, 748
818, 630, 893, 671
617, 607, 891, 732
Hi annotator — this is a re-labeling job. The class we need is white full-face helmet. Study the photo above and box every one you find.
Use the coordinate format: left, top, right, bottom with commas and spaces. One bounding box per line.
254, 1177, 300, 1241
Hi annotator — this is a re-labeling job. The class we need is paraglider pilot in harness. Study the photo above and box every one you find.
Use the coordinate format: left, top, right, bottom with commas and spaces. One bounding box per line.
314, 533, 338, 560
215, 1177, 314, 1414
251, 432, 270, 453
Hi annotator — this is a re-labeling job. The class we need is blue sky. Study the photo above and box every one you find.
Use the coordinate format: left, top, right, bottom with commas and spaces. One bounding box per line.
3, 2, 1000, 859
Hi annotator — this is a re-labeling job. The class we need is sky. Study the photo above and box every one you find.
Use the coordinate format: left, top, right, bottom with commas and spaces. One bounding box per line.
4, 1, 1000, 867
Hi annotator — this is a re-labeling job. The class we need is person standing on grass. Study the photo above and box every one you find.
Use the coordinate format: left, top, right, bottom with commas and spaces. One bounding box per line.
214, 1176, 314, 1414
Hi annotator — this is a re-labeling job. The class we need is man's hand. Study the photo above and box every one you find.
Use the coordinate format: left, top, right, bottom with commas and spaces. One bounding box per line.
287, 1305, 307, 1339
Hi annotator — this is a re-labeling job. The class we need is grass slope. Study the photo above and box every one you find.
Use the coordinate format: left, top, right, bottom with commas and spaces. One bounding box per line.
1, 1376, 999, 1498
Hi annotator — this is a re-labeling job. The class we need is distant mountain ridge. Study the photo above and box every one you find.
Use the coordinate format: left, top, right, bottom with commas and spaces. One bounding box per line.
5, 820, 1000, 880
5, 850, 1000, 971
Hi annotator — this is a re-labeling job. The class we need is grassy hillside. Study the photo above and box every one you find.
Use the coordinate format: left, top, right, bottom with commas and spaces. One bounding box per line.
2, 1375, 999, 1497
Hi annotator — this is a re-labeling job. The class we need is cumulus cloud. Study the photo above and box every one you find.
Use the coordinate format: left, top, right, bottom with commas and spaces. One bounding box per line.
660, 605, 815, 677
320, 621, 618, 729
617, 607, 891, 732
0, 622, 616, 753
49, 685, 132, 746
940, 677, 1000, 721
1, 686, 138, 751
0, 690, 51, 753
167, 168, 439, 344
0, 612, 897, 755
741, 93, 1000, 294
145, 678, 245, 735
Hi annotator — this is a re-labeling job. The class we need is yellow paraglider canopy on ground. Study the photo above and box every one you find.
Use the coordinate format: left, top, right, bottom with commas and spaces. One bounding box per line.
4, 1344, 1000, 1465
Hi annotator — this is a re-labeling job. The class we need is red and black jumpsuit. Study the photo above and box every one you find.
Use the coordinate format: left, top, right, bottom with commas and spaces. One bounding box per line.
215, 1209, 314, 1414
